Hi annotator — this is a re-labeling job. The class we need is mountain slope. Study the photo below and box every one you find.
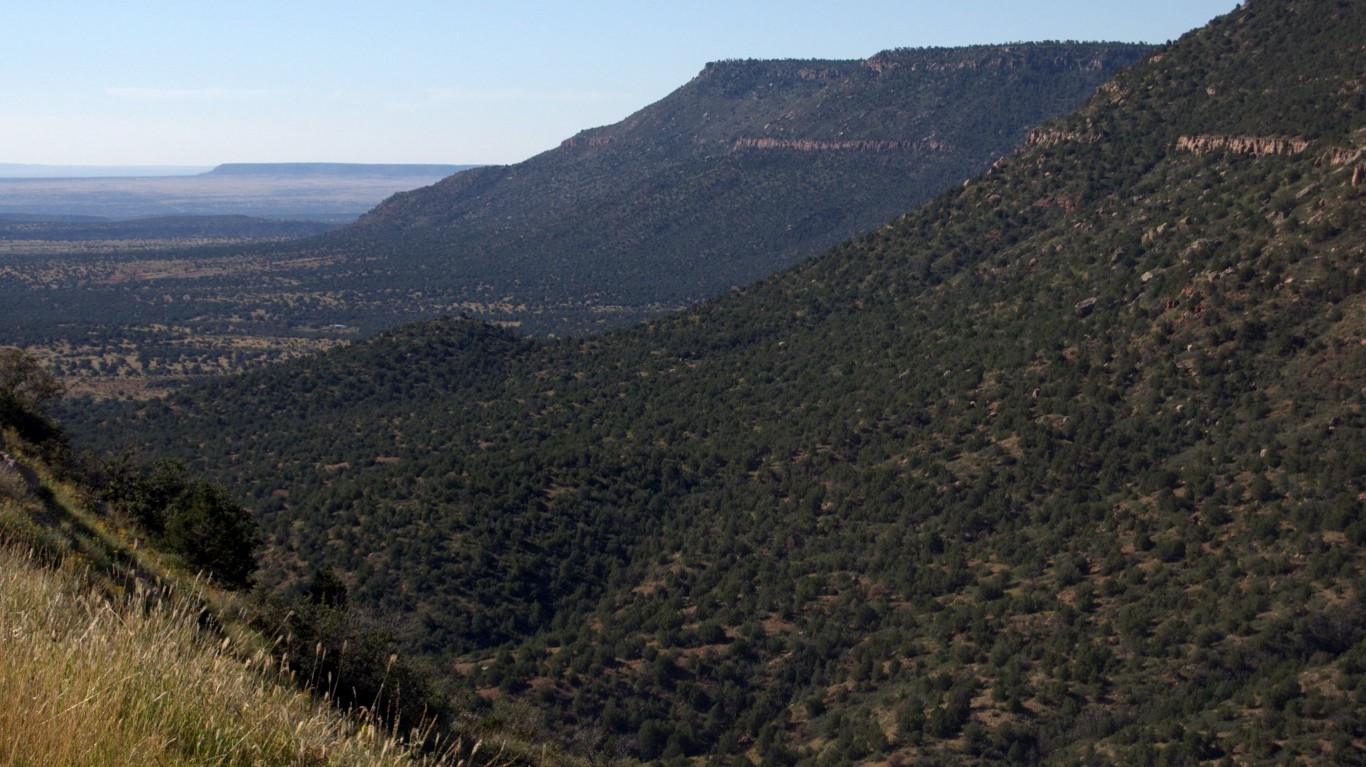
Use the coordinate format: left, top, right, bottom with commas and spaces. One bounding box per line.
75, 1, 1366, 763
316, 44, 1150, 334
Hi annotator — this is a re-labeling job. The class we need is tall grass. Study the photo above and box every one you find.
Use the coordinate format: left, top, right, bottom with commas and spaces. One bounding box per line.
0, 547, 476, 767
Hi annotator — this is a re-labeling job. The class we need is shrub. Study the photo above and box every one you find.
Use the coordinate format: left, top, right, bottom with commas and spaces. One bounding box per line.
163, 481, 260, 589
102, 457, 259, 589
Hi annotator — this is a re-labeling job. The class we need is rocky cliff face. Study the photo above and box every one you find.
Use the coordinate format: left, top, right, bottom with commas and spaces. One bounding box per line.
1026, 127, 1103, 147
1318, 146, 1363, 166
559, 135, 621, 148
1314, 144, 1365, 186
692, 60, 853, 83
1175, 134, 1312, 156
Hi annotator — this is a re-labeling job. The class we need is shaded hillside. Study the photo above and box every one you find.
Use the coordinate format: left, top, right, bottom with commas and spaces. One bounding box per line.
75, 1, 1366, 763
331, 43, 1150, 335
0, 353, 499, 767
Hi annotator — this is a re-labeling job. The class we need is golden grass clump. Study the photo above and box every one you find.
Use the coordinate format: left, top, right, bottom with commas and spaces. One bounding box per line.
0, 547, 473, 767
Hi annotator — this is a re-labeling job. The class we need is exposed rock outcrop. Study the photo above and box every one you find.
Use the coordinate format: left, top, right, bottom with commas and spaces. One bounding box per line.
1035, 196, 1079, 211
1026, 128, 1102, 147
795, 67, 845, 81
1316, 147, 1363, 167
1175, 134, 1311, 157
1311, 146, 1365, 186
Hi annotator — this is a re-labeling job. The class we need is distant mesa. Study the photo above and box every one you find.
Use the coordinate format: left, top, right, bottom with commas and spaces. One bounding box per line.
202, 163, 479, 178
0, 162, 479, 181
351, 42, 1153, 336
0, 162, 479, 223
0, 163, 210, 179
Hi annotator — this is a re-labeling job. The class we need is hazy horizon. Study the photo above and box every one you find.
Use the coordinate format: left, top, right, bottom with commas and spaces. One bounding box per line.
0, 163, 214, 179
0, 162, 482, 180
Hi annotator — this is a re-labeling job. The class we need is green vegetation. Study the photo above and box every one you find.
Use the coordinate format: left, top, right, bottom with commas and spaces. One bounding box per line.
0, 345, 65, 427
101, 456, 260, 589
52, 0, 1366, 762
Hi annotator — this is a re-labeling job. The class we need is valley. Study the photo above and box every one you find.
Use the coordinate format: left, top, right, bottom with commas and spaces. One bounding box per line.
0, 164, 475, 398
0, 224, 355, 399
58, 0, 1366, 763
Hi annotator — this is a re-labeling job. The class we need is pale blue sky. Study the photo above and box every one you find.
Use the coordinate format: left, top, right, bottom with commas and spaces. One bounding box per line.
2, 1, 1240, 167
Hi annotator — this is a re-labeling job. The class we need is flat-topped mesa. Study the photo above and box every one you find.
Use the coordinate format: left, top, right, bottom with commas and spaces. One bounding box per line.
345, 42, 1152, 339
693, 58, 856, 85
560, 134, 620, 149
864, 48, 1117, 75
1175, 134, 1312, 157
730, 138, 949, 152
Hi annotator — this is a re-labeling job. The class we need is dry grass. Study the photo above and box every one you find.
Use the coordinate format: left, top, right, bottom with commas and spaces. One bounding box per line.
0, 546, 479, 767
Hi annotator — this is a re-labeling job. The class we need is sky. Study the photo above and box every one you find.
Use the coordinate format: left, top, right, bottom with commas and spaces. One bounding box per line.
2, 1, 1241, 168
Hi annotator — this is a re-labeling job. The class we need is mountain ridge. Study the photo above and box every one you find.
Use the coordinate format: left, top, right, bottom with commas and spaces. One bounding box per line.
338, 42, 1151, 334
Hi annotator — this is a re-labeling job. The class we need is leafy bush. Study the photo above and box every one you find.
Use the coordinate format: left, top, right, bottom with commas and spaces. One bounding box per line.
0, 347, 66, 450
103, 457, 259, 589
162, 481, 260, 589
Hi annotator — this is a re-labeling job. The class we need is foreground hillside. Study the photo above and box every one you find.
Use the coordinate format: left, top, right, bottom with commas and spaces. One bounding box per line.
76, 0, 1366, 763
0, 548, 452, 767
0, 356, 541, 767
